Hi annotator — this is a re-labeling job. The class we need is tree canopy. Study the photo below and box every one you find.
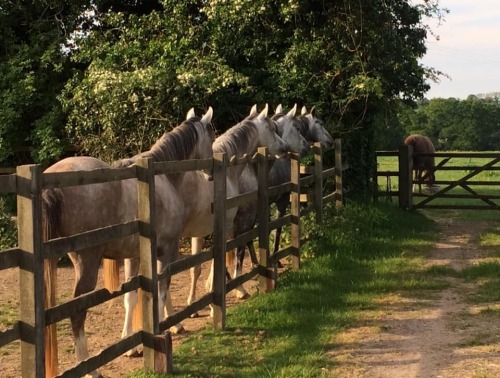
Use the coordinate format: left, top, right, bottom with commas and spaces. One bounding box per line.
0, 0, 445, 196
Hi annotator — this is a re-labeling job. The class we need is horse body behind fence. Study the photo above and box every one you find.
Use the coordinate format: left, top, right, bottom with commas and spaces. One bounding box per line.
403, 134, 436, 192
185, 104, 289, 314
42, 107, 214, 377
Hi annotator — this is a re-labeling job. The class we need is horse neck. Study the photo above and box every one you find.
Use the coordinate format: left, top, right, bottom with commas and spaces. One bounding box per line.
213, 120, 260, 181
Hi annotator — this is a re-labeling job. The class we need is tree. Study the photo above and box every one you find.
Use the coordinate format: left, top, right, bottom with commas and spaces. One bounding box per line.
0, 0, 90, 165
1, 0, 445, 197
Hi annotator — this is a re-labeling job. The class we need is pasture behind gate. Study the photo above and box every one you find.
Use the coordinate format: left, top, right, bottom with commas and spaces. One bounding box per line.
376, 147, 500, 212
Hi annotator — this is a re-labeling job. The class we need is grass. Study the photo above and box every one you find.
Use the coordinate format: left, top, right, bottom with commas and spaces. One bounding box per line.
129, 201, 456, 378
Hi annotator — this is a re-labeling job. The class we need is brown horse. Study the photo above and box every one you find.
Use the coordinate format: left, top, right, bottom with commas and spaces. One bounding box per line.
403, 134, 436, 193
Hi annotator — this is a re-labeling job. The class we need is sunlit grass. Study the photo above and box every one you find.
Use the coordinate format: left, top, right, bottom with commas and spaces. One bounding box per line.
129, 201, 455, 378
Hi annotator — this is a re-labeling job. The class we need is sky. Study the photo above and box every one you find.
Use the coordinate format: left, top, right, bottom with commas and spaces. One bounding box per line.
419, 0, 500, 99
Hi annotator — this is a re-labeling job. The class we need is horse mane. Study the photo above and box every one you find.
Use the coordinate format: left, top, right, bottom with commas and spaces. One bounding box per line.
212, 117, 259, 157
112, 116, 203, 168
292, 116, 311, 141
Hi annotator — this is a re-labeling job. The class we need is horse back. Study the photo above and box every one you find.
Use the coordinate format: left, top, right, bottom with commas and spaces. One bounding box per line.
404, 135, 435, 168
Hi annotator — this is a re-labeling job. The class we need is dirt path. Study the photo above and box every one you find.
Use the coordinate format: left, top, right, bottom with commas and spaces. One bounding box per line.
329, 217, 500, 377
0, 250, 258, 378
2, 218, 500, 377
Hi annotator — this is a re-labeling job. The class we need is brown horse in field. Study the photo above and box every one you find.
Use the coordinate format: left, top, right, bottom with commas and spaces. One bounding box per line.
403, 134, 436, 193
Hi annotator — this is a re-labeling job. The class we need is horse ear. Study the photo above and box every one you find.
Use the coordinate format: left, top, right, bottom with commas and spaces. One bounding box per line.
258, 103, 269, 119
287, 104, 297, 118
250, 104, 258, 115
301, 106, 308, 115
186, 108, 196, 120
200, 106, 213, 126
310, 106, 316, 117
275, 104, 283, 114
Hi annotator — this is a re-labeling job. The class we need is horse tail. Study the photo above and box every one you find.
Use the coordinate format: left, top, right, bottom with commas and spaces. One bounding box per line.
103, 259, 120, 293
42, 188, 63, 377
133, 289, 143, 331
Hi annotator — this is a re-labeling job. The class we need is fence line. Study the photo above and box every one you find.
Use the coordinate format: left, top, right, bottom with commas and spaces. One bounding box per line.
0, 140, 343, 377
375, 146, 500, 210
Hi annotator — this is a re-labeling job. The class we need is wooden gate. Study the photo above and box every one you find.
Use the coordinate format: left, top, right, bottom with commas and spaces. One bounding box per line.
376, 146, 500, 211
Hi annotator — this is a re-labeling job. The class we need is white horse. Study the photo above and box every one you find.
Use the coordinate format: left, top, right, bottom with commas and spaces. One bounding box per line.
226, 104, 311, 299
184, 104, 289, 315
43, 107, 215, 377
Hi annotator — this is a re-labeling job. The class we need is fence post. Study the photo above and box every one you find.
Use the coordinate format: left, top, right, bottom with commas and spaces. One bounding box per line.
257, 147, 273, 292
136, 157, 161, 371
313, 142, 323, 223
399, 144, 413, 209
290, 153, 301, 270
334, 139, 343, 208
212, 152, 227, 329
16, 164, 46, 378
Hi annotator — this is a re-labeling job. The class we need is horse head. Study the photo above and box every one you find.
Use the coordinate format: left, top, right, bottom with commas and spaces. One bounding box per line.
301, 106, 334, 151
272, 104, 309, 156
189, 106, 215, 161
251, 104, 288, 156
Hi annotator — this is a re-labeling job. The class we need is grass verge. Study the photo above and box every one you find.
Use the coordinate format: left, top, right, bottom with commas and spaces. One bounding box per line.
129, 200, 453, 378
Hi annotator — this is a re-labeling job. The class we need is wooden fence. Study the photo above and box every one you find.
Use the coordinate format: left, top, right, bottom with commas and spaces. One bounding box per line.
0, 140, 343, 377
375, 145, 500, 210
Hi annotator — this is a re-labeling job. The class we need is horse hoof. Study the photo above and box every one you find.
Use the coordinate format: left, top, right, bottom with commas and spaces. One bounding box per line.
170, 324, 186, 334
237, 292, 250, 300
124, 349, 142, 358
190, 311, 200, 318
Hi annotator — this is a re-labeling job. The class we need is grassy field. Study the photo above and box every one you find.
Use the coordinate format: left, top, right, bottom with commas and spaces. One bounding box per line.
376, 152, 500, 219
127, 197, 499, 378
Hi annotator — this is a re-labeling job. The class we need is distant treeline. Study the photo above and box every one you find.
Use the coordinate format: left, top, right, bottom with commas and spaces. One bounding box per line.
375, 95, 500, 151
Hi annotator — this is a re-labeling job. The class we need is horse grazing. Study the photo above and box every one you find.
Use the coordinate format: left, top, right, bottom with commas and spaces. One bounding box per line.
186, 104, 289, 312
403, 134, 436, 193
43, 107, 215, 377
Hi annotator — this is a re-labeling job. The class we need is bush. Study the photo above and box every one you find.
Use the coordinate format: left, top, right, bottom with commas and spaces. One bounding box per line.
0, 197, 17, 249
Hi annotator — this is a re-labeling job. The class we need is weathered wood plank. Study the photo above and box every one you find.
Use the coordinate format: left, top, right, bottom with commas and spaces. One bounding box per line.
42, 166, 136, 189
43, 220, 138, 259
54, 332, 142, 378
226, 190, 257, 210
0, 321, 21, 348
226, 228, 258, 252
153, 158, 213, 175
0, 248, 19, 270
268, 214, 291, 232
268, 181, 291, 198
45, 277, 140, 325
227, 266, 259, 292
159, 293, 213, 333
16, 164, 46, 378
159, 249, 213, 280
0, 174, 16, 194
211, 152, 227, 329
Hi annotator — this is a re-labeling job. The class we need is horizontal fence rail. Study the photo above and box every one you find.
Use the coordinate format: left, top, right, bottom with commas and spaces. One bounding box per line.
0, 140, 345, 377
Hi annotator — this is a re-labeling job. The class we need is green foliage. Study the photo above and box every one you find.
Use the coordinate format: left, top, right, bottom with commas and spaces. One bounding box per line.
0, 197, 17, 250
400, 97, 500, 151
0, 1, 88, 165
1, 1, 445, 196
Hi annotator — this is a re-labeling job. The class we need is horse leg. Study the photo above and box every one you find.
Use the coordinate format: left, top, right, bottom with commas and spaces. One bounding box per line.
227, 245, 249, 300
273, 205, 287, 268
158, 241, 185, 334
68, 252, 103, 378
121, 258, 141, 357
187, 237, 203, 318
